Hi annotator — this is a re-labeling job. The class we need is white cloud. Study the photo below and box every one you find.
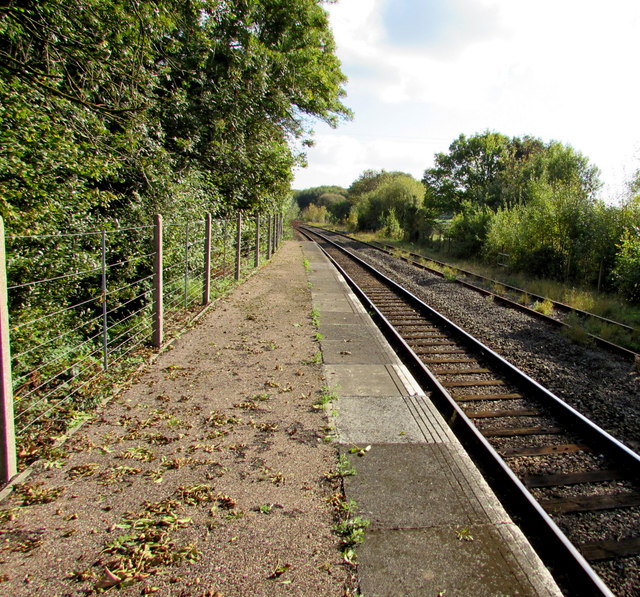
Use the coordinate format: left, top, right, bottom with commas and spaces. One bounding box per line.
294, 0, 640, 197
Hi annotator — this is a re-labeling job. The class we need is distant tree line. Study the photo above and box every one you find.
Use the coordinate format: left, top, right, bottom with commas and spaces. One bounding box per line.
295, 131, 640, 302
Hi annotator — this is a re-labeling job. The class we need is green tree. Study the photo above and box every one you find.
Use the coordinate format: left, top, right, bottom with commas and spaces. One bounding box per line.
612, 226, 640, 302
353, 173, 425, 236
423, 132, 601, 215
294, 186, 347, 210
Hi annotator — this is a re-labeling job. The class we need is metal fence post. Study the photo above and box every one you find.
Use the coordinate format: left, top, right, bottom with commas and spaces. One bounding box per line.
153, 214, 164, 348
254, 213, 260, 268
203, 213, 211, 305
235, 212, 242, 281
184, 222, 189, 308
0, 217, 17, 483
267, 214, 273, 260
101, 230, 108, 371
223, 220, 228, 276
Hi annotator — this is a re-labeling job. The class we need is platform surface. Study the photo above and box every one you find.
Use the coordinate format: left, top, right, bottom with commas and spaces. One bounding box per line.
303, 241, 562, 597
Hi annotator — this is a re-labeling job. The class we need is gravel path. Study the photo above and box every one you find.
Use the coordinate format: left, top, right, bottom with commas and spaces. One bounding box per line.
0, 241, 351, 597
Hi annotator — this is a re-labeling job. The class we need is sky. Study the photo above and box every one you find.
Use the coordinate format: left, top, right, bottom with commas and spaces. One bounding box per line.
292, 0, 640, 202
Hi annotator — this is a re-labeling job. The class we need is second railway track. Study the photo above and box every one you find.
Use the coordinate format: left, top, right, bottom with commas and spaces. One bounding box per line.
299, 225, 640, 597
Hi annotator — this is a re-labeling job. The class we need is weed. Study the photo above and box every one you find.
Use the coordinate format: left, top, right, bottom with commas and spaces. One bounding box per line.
337, 454, 357, 477
335, 516, 370, 546
177, 484, 217, 505
443, 266, 457, 281
67, 463, 100, 479
334, 512, 370, 564
310, 307, 320, 328
119, 446, 156, 462
303, 257, 311, 272
259, 466, 285, 485
206, 411, 241, 427
16, 483, 65, 505
97, 465, 141, 485
258, 504, 273, 514
532, 298, 554, 315
253, 422, 278, 432
165, 416, 183, 429
519, 292, 532, 306
314, 385, 338, 409
320, 424, 335, 442
455, 527, 474, 541
303, 351, 322, 365
491, 282, 506, 295
223, 509, 245, 520
234, 400, 260, 410
0, 507, 20, 523
314, 332, 325, 342
326, 454, 356, 480
562, 313, 594, 347
98, 500, 199, 589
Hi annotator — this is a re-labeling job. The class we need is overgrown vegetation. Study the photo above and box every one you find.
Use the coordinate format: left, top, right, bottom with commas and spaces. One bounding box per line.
1, 0, 350, 467
295, 130, 640, 309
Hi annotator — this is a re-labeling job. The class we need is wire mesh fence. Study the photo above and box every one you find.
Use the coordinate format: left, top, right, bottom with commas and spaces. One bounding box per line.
0, 211, 284, 481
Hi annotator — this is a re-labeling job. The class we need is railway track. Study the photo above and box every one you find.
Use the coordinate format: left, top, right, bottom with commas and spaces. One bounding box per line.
299, 225, 640, 597
308, 226, 639, 361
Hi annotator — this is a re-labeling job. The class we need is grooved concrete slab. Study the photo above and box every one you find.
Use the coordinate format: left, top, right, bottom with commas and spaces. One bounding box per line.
324, 364, 408, 396
335, 396, 426, 443
358, 526, 559, 597
321, 340, 390, 364
343, 443, 492, 527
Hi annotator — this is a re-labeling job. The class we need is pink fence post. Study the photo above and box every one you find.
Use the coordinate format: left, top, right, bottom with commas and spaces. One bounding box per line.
0, 217, 16, 483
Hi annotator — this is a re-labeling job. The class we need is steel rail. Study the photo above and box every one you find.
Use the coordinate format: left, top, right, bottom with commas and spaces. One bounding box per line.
306, 226, 639, 361
300, 225, 638, 597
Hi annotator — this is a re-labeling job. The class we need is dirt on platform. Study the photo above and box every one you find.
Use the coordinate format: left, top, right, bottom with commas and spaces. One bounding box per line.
0, 241, 352, 596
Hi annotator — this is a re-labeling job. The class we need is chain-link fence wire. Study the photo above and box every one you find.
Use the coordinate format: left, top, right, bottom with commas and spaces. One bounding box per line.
3, 212, 282, 465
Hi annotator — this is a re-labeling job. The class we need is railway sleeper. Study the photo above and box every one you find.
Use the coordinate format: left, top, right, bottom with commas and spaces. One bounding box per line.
443, 379, 506, 388
578, 537, 640, 561
501, 443, 590, 457
540, 492, 640, 514
466, 408, 542, 418
456, 393, 523, 401
482, 426, 563, 437
523, 469, 627, 488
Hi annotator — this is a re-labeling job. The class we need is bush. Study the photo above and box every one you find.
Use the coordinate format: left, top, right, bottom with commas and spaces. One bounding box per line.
612, 227, 640, 302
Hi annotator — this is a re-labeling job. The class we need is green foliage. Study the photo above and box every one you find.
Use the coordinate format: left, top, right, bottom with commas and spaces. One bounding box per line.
294, 186, 348, 210
351, 172, 425, 237
423, 131, 601, 215
612, 226, 640, 302
301, 203, 328, 223
382, 208, 402, 239
0, 0, 351, 233
446, 201, 493, 257
483, 180, 625, 284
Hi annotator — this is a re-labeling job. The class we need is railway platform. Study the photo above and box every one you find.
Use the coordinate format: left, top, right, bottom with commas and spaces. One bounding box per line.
302, 240, 562, 596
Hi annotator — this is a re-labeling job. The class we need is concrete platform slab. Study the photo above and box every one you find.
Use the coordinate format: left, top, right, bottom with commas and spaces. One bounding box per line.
335, 396, 427, 443
324, 364, 420, 397
319, 311, 369, 326
312, 294, 355, 312
318, 323, 378, 342
358, 526, 560, 597
321, 340, 390, 364
343, 443, 493, 527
